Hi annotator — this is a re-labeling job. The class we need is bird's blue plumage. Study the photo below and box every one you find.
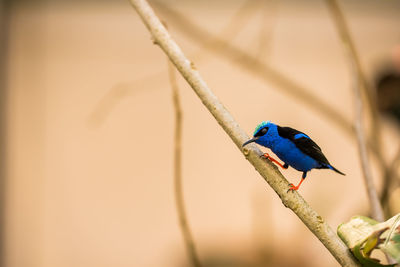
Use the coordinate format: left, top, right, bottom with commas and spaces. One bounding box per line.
243, 121, 344, 191
294, 133, 309, 140
248, 121, 344, 175
253, 121, 269, 136
254, 122, 319, 172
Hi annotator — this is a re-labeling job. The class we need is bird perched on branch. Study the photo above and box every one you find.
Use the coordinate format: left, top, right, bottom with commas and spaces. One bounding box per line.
242, 121, 345, 191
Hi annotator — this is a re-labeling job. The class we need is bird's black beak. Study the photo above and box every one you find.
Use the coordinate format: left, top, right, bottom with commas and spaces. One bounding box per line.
242, 137, 259, 147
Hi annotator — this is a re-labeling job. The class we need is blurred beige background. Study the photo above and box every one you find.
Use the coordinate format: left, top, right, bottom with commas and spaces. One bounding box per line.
2, 0, 400, 266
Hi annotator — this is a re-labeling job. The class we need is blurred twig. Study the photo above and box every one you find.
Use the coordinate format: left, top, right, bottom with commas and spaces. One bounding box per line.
152, 0, 353, 138
151, 1, 393, 206
256, 0, 278, 62
169, 61, 202, 267
325, 0, 383, 156
381, 145, 400, 214
89, 0, 259, 127
203, 0, 262, 48
381, 149, 400, 217
352, 67, 385, 222
88, 82, 141, 127
129, 0, 360, 266
327, 0, 400, 220
390, 145, 400, 178
326, 0, 385, 223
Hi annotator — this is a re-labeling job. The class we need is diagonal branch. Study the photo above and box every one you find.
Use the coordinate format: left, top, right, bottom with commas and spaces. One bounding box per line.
129, 0, 359, 266
169, 61, 202, 267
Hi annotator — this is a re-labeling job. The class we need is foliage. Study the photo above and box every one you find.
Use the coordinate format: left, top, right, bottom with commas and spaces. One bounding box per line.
338, 214, 400, 266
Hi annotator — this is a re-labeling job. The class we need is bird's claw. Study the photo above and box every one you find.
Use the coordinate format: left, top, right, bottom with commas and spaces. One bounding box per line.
287, 183, 299, 193
261, 153, 287, 170
260, 153, 271, 160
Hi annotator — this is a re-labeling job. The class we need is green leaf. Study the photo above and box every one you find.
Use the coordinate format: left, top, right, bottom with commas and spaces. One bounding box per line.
392, 234, 400, 243
381, 215, 400, 263
338, 214, 400, 265
352, 243, 394, 267
363, 233, 380, 257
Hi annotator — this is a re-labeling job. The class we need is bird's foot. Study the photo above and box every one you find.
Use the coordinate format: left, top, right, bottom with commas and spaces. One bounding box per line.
260, 153, 271, 160
287, 183, 299, 193
261, 153, 287, 169
287, 178, 305, 193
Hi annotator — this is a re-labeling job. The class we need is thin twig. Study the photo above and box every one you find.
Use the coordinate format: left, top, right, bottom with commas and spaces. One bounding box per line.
129, 1, 360, 265
326, 0, 385, 222
169, 61, 202, 267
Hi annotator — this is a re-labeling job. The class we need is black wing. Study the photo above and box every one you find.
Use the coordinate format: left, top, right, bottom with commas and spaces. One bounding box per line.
277, 126, 330, 165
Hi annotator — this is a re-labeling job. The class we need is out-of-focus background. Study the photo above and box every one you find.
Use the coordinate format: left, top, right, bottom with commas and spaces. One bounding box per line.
1, 0, 400, 266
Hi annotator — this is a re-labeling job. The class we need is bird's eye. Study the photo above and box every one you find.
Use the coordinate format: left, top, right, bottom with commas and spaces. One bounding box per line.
261, 127, 268, 135
255, 127, 268, 137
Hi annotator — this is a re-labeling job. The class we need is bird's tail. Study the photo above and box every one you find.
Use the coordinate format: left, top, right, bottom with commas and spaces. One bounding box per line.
327, 165, 345, 175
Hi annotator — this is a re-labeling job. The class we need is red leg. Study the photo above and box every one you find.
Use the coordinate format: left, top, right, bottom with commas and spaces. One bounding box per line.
288, 178, 305, 192
262, 153, 288, 169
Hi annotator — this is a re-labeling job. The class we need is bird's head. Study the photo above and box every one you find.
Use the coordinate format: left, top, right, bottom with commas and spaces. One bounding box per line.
242, 121, 275, 147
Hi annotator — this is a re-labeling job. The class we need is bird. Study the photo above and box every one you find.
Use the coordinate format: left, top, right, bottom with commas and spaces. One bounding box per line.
242, 121, 345, 191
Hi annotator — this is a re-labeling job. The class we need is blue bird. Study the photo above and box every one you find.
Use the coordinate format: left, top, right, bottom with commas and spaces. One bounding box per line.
242, 121, 345, 191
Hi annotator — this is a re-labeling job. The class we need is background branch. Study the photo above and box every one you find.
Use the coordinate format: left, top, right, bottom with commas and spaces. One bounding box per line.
352, 68, 385, 222
151, 0, 352, 139
89, 0, 259, 127
256, 0, 277, 62
326, 0, 385, 222
204, 0, 261, 48
129, 0, 360, 265
169, 61, 202, 267
325, 0, 383, 156
151, 2, 390, 182
381, 145, 400, 214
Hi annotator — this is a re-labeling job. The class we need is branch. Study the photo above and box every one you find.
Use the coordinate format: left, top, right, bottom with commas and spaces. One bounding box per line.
381, 144, 400, 211
129, 1, 360, 266
352, 69, 385, 222
326, 0, 385, 222
169, 61, 202, 267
